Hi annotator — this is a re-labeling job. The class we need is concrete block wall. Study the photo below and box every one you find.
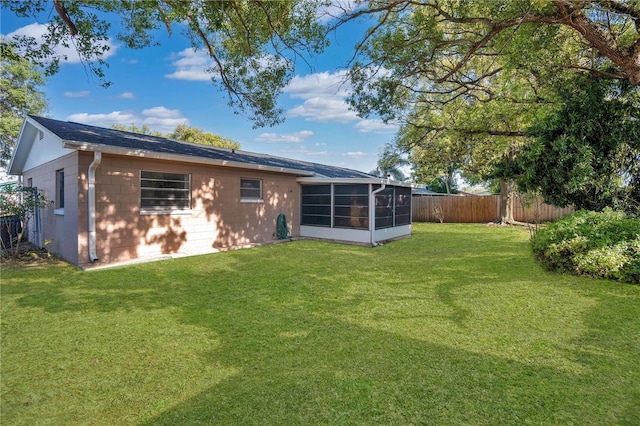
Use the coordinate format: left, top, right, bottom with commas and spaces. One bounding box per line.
84, 154, 301, 267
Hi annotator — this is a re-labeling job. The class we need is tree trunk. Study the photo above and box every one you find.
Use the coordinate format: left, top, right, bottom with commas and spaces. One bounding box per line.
498, 178, 515, 224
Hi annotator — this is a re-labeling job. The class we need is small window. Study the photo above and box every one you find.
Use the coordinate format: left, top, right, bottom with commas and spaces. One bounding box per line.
55, 169, 64, 210
240, 178, 262, 202
140, 171, 191, 213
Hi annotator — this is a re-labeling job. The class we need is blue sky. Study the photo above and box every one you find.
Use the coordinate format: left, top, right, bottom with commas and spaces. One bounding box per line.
1, 4, 399, 174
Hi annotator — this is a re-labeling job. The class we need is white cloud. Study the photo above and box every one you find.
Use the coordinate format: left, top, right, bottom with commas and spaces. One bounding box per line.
284, 71, 350, 99
279, 145, 329, 157
288, 96, 358, 123
255, 130, 314, 143
118, 92, 135, 99
67, 111, 138, 127
5, 23, 117, 64
165, 49, 214, 81
343, 151, 369, 159
315, 0, 359, 23
141, 107, 189, 132
66, 107, 189, 133
284, 71, 359, 124
354, 119, 399, 134
141, 106, 183, 119
64, 91, 91, 98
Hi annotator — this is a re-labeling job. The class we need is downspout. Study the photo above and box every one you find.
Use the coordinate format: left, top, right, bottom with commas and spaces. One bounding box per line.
88, 151, 102, 262
370, 182, 386, 247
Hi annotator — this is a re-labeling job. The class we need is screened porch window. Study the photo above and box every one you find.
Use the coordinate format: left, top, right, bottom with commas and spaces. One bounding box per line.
394, 186, 412, 225
375, 186, 412, 229
375, 187, 394, 229
301, 183, 411, 231
334, 184, 369, 229
140, 171, 191, 212
301, 184, 331, 226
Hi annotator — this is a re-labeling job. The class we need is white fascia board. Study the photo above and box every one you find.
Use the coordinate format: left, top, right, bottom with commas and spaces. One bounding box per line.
297, 177, 412, 187
7, 119, 32, 175
61, 140, 317, 177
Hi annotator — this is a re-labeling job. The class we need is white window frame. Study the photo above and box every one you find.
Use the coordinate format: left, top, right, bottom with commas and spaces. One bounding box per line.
240, 178, 263, 203
54, 169, 64, 215
139, 170, 192, 215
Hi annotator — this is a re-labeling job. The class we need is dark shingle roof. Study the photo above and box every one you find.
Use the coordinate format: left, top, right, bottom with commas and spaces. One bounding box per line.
30, 116, 374, 179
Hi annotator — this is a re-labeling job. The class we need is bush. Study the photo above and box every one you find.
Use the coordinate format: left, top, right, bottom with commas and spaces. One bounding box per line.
531, 209, 640, 284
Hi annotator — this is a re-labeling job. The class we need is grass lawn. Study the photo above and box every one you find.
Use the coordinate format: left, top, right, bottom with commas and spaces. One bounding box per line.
2, 223, 639, 425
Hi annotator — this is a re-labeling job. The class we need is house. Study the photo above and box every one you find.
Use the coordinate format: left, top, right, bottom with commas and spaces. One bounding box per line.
7, 116, 412, 268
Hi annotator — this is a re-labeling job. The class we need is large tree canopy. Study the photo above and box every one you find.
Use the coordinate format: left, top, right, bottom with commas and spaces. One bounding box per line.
2, 0, 328, 127
347, 0, 638, 218
346, 0, 640, 123
2, 0, 638, 129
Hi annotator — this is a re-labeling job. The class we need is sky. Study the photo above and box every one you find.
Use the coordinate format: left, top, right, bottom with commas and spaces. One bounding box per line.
1, 3, 399, 175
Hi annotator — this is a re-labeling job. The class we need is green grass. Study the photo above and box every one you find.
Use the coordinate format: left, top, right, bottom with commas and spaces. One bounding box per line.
2, 223, 639, 425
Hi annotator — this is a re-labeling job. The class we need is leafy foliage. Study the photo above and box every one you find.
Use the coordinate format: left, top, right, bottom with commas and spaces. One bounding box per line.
112, 123, 241, 150
347, 0, 640, 123
3, 0, 328, 127
0, 184, 49, 257
370, 143, 408, 181
0, 44, 47, 168
531, 209, 640, 283
4, 1, 639, 130
168, 125, 241, 150
511, 76, 640, 213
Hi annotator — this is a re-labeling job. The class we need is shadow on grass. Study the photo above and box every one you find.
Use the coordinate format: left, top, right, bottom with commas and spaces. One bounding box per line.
2, 224, 639, 424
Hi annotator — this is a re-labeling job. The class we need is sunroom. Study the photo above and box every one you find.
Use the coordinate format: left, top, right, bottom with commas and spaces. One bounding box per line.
298, 178, 412, 246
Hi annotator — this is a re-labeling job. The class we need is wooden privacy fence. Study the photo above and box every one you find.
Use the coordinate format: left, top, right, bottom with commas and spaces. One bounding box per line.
411, 195, 574, 223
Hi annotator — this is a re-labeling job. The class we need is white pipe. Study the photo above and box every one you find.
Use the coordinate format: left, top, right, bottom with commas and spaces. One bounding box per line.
88, 151, 102, 262
370, 182, 386, 246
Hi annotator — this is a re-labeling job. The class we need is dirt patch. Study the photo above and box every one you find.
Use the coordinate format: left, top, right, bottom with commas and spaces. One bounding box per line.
1, 242, 62, 267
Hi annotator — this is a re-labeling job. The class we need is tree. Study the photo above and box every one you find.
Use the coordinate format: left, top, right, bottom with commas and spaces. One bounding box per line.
111, 124, 164, 137
0, 44, 47, 169
5, 1, 639, 131
370, 143, 408, 181
112, 123, 241, 150
341, 0, 639, 221
3, 0, 328, 127
506, 75, 640, 214
346, 0, 640, 123
398, 128, 465, 194
168, 125, 241, 150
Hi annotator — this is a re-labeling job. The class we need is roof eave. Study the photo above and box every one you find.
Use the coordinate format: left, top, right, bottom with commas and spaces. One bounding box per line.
62, 140, 317, 177
296, 176, 412, 186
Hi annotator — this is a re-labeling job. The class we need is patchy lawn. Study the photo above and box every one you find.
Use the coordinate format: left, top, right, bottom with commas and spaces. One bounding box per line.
2, 223, 639, 425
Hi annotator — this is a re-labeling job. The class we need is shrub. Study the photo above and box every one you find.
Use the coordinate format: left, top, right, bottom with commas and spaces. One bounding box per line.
531, 209, 640, 284
0, 184, 48, 258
